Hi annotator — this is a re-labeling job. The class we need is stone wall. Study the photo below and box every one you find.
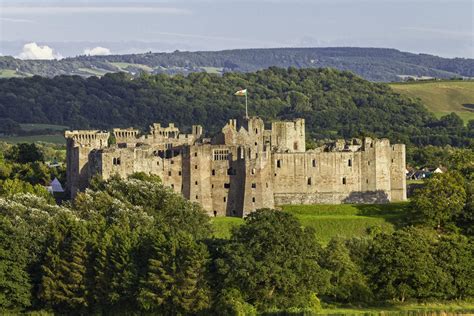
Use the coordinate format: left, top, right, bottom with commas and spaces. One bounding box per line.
271, 118, 305, 152
65, 116, 407, 217
65, 130, 109, 196
271, 138, 404, 205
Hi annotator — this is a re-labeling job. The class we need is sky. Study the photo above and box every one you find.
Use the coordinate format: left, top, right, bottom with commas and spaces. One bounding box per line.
0, 0, 473, 59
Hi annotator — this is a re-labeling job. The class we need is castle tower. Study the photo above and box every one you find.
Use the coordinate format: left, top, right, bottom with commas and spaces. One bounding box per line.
360, 137, 392, 202
65, 130, 110, 197
271, 118, 305, 152
390, 144, 407, 201
192, 125, 203, 139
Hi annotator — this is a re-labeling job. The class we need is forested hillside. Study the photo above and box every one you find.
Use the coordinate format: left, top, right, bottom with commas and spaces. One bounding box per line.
1, 47, 473, 82
0, 68, 472, 147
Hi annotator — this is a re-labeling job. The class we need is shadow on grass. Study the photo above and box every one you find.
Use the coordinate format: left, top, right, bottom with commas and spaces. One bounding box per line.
352, 202, 411, 229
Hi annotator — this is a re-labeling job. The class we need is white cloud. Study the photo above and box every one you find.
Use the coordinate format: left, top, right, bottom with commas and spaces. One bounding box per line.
84, 46, 111, 56
17, 42, 62, 60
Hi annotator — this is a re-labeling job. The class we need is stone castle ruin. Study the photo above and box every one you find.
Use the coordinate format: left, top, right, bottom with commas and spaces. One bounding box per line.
65, 117, 406, 217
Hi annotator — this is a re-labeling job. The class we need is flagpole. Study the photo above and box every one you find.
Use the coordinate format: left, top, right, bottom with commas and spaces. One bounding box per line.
245, 91, 248, 119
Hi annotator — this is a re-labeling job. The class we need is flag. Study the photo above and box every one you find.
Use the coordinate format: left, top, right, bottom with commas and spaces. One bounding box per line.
234, 88, 247, 96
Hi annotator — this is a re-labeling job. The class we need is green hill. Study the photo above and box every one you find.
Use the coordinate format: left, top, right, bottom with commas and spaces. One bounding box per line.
390, 80, 474, 124
1, 47, 473, 82
1, 68, 472, 148
211, 203, 410, 244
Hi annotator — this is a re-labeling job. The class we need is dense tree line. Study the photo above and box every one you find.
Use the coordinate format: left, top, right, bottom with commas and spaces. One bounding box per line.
0, 68, 473, 147
1, 47, 473, 81
0, 169, 472, 314
0, 143, 65, 201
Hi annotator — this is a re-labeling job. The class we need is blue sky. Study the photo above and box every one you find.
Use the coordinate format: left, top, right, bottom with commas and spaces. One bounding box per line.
0, 0, 473, 58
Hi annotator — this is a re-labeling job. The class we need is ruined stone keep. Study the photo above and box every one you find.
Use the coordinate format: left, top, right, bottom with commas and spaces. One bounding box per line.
65, 117, 407, 217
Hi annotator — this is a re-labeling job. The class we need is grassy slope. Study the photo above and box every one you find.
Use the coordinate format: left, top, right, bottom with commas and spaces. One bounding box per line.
19, 123, 69, 132
0, 135, 66, 144
201, 66, 223, 74
0, 69, 22, 78
210, 217, 244, 239
77, 67, 110, 76
316, 301, 474, 315
110, 62, 153, 72
0, 124, 69, 144
389, 80, 474, 124
211, 203, 409, 244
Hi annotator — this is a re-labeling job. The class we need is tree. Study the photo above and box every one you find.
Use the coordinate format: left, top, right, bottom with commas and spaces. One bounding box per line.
137, 229, 210, 315
468, 119, 474, 132
436, 112, 464, 129
322, 238, 372, 303
0, 178, 53, 202
6, 143, 44, 164
446, 149, 474, 180
1, 67, 470, 148
0, 153, 12, 179
366, 227, 449, 301
38, 213, 89, 312
89, 175, 212, 240
459, 179, 474, 235
212, 288, 257, 316
0, 217, 31, 311
411, 172, 467, 229
91, 223, 140, 312
288, 91, 311, 112
434, 234, 474, 299
0, 118, 21, 135
215, 209, 329, 311
12, 161, 52, 186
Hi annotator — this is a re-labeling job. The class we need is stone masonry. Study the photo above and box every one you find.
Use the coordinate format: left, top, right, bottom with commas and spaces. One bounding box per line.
65, 117, 407, 217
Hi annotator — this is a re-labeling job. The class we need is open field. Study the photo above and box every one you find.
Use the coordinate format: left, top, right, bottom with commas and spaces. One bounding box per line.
312, 301, 474, 315
0, 134, 66, 144
201, 66, 223, 74
389, 80, 474, 124
110, 62, 153, 72
19, 123, 69, 132
27, 300, 474, 315
0, 69, 22, 78
211, 203, 409, 244
210, 217, 244, 239
78, 67, 110, 76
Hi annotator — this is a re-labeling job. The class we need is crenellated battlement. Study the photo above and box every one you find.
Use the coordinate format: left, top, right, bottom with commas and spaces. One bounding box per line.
65, 130, 110, 147
113, 128, 139, 139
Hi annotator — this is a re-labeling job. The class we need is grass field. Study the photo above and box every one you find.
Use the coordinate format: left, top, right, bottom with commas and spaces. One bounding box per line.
210, 217, 244, 239
110, 62, 153, 72
202, 66, 223, 74
0, 69, 23, 78
211, 203, 410, 244
78, 67, 110, 77
0, 134, 66, 144
19, 123, 69, 132
313, 301, 474, 315
389, 80, 474, 124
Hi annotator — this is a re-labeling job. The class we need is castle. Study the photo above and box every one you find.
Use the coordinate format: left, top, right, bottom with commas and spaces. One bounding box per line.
65, 117, 406, 217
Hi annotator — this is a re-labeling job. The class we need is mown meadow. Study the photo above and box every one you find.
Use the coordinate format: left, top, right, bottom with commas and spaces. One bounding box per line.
390, 80, 474, 124
211, 203, 410, 244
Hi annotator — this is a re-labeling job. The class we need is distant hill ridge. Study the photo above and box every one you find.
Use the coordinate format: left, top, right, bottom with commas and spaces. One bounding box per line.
1, 47, 473, 82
